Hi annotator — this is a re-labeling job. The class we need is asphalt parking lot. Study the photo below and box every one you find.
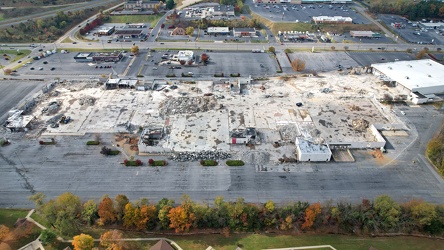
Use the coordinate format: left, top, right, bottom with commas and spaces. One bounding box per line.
0, 80, 45, 122
17, 52, 131, 77
251, 3, 370, 24
378, 14, 444, 45
348, 51, 416, 66
134, 50, 279, 78
288, 51, 358, 72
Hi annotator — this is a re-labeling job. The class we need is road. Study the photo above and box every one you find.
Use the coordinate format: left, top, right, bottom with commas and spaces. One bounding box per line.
0, 0, 121, 29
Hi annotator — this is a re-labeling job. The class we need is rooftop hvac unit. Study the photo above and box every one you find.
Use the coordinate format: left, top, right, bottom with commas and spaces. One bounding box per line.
405, 76, 410, 79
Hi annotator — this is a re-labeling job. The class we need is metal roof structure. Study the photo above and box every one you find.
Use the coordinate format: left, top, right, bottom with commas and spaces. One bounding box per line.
371, 59, 444, 95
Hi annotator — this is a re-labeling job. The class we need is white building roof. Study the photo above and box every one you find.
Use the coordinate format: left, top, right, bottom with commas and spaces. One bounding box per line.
296, 138, 332, 154
207, 27, 229, 33
313, 16, 352, 22
420, 22, 444, 28
350, 31, 375, 36
371, 59, 444, 95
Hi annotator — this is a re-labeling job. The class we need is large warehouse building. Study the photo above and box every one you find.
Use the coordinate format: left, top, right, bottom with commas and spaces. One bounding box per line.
372, 59, 444, 98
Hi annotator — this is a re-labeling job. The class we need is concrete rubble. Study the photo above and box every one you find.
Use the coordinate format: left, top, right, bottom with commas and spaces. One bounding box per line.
78, 96, 96, 106
169, 150, 231, 162
241, 151, 270, 165
352, 118, 370, 132
159, 96, 218, 117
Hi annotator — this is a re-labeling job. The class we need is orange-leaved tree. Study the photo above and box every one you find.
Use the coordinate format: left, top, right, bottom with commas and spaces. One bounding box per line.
72, 233, 94, 250
0, 225, 10, 241
100, 230, 125, 250
168, 205, 195, 233
98, 196, 117, 226
301, 202, 321, 230
136, 204, 157, 230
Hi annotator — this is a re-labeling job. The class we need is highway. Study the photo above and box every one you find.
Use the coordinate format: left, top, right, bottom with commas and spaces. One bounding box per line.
0, 0, 121, 29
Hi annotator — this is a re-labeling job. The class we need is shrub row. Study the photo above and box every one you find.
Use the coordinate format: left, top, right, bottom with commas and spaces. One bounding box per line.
39, 140, 55, 145
124, 159, 143, 167
86, 141, 100, 145
200, 160, 218, 166
226, 160, 245, 166
100, 146, 120, 156
148, 159, 167, 166
230, 73, 241, 77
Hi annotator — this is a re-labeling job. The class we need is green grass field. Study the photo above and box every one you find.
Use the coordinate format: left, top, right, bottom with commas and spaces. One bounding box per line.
167, 234, 444, 250
0, 209, 29, 227
0, 13, 5, 21
107, 14, 163, 28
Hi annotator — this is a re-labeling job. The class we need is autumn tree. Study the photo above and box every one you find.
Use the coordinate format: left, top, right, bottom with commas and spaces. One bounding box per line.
100, 230, 125, 250
136, 204, 157, 230
201, 53, 209, 64
4, 69, 12, 75
291, 59, 306, 72
98, 196, 117, 226
416, 48, 429, 59
168, 206, 195, 233
268, 46, 275, 53
72, 233, 94, 250
374, 195, 400, 228
123, 202, 138, 229
185, 26, 194, 36
179, 60, 186, 65
301, 202, 321, 230
187, 60, 194, 66
130, 45, 139, 55
406, 200, 437, 228
0, 225, 9, 241
263, 200, 277, 227
115, 194, 129, 222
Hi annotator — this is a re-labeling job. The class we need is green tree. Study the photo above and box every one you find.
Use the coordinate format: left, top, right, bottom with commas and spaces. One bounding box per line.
82, 200, 98, 226
115, 194, 129, 221
40, 229, 57, 245
166, 0, 175, 10
268, 46, 275, 53
38, 192, 82, 236
374, 195, 400, 228
410, 200, 437, 227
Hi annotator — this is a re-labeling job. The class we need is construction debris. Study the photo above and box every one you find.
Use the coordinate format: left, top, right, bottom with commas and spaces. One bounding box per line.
241, 151, 270, 165
41, 101, 61, 114
159, 96, 218, 117
78, 96, 96, 106
351, 118, 369, 132
169, 150, 231, 162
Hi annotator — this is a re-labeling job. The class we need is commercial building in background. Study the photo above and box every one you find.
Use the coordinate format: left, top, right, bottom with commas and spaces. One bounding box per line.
206, 27, 230, 36
233, 28, 257, 37
124, 0, 158, 12
312, 16, 352, 24
350, 30, 382, 38
97, 26, 115, 36
74, 51, 123, 62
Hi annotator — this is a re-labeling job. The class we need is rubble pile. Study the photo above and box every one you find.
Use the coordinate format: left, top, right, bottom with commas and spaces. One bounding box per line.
351, 118, 369, 132
169, 150, 231, 162
279, 125, 299, 141
159, 96, 217, 117
41, 101, 61, 115
46, 114, 64, 124
78, 96, 96, 106
241, 151, 270, 165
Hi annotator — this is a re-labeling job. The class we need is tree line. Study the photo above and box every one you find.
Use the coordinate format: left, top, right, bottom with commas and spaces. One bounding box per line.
427, 123, 444, 176
0, 8, 104, 43
369, 0, 444, 20
26, 192, 444, 237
